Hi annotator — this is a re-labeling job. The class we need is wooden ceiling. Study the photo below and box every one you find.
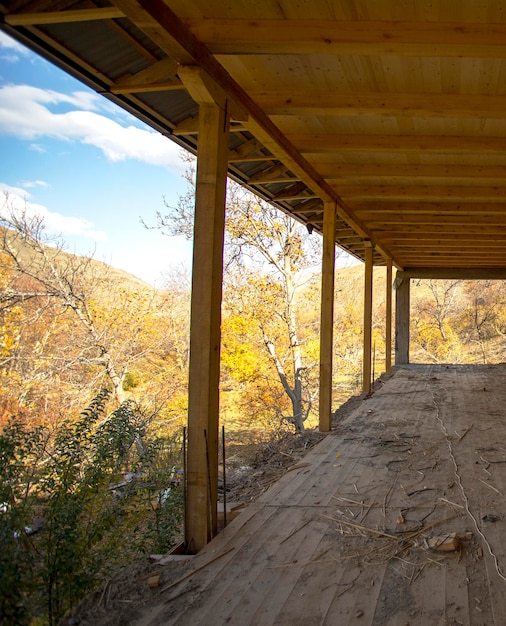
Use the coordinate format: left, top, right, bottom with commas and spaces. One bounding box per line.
3, 0, 506, 270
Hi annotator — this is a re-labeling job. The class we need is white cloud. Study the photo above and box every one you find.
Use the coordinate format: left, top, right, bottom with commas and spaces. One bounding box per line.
0, 183, 107, 241
0, 32, 28, 58
0, 84, 185, 173
22, 180, 49, 189
29, 143, 46, 153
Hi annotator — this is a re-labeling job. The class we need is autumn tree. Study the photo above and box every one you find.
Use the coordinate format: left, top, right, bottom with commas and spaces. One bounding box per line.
153, 161, 324, 432
411, 279, 464, 363
458, 280, 506, 363
0, 195, 188, 429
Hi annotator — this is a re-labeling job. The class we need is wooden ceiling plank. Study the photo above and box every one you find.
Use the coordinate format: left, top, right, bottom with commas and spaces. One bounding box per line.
348, 201, 506, 212
297, 134, 506, 154
380, 234, 506, 242
334, 185, 506, 200
371, 224, 506, 234
401, 259, 506, 267
399, 268, 506, 279
393, 247, 506, 254
355, 210, 506, 221
395, 238, 506, 245
319, 164, 506, 180
259, 92, 506, 118
367, 218, 506, 227
183, 19, 506, 58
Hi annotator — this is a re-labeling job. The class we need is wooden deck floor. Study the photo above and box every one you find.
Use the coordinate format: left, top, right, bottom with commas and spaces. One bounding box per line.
137, 365, 506, 625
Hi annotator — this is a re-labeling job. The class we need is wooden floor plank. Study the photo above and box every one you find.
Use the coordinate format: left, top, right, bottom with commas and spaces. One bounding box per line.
230, 507, 332, 626
322, 562, 388, 626
132, 365, 506, 626
273, 524, 356, 625
190, 507, 320, 625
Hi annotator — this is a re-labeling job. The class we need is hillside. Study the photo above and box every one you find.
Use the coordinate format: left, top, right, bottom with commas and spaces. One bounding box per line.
1, 225, 155, 292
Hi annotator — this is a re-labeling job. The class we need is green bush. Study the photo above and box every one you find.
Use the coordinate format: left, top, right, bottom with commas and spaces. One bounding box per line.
0, 391, 183, 625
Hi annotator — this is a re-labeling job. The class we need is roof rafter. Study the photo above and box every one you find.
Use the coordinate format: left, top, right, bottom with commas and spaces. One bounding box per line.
4, 7, 124, 25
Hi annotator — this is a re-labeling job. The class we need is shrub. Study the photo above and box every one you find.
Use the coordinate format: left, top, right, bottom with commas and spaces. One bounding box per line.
0, 391, 183, 625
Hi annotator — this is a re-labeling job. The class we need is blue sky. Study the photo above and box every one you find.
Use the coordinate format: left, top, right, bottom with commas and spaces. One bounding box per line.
0, 31, 192, 287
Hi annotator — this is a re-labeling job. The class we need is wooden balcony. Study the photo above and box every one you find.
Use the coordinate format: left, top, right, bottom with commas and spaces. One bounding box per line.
125, 364, 506, 625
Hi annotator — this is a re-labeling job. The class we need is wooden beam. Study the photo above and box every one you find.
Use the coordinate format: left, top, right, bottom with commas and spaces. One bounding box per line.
399, 268, 506, 279
173, 116, 200, 136
371, 224, 506, 234
391, 254, 506, 266
389, 242, 506, 251
385, 260, 393, 376
319, 201, 337, 433
228, 137, 266, 161
376, 229, 506, 239
172, 116, 256, 136
395, 276, 410, 365
110, 80, 184, 94
117, 57, 179, 85
178, 65, 247, 120
257, 92, 506, 118
185, 102, 229, 554
228, 154, 277, 163
362, 244, 374, 394
183, 19, 506, 58
349, 201, 506, 214
334, 185, 506, 201
297, 134, 506, 155
384, 236, 506, 246
5, 7, 124, 25
318, 164, 506, 181
111, 57, 181, 94
359, 214, 506, 225
248, 164, 292, 184
290, 199, 324, 214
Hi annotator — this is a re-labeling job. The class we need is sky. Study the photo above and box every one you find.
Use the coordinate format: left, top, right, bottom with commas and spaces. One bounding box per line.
0, 31, 193, 287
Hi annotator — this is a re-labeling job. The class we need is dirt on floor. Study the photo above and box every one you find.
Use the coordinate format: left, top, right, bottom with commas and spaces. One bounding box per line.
62, 392, 367, 626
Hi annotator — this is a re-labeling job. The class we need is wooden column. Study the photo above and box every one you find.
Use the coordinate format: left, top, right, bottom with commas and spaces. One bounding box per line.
319, 201, 337, 432
385, 259, 393, 375
395, 276, 410, 364
185, 103, 229, 553
362, 243, 374, 393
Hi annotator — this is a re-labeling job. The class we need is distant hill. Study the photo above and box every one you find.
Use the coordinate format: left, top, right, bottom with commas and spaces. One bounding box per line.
1, 225, 156, 295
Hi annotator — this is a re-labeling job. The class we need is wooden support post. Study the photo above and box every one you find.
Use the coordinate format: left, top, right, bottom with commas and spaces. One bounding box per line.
185, 102, 229, 554
395, 276, 410, 364
319, 201, 337, 432
362, 243, 374, 393
385, 259, 393, 375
